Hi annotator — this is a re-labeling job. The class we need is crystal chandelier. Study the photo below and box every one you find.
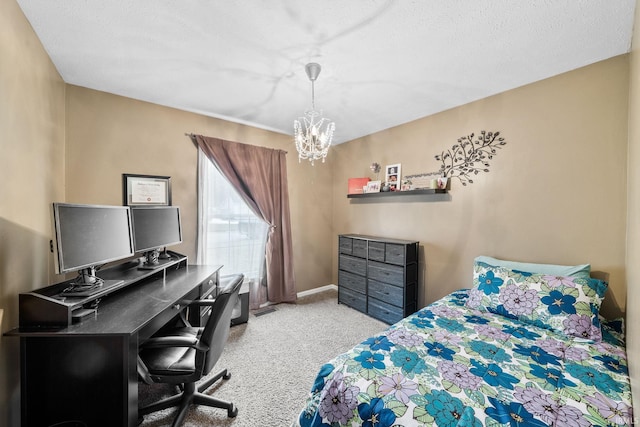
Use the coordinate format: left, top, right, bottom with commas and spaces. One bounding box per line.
294, 63, 335, 165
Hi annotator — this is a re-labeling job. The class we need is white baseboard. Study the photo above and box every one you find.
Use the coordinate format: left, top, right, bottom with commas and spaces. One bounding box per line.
297, 284, 338, 299
258, 284, 338, 308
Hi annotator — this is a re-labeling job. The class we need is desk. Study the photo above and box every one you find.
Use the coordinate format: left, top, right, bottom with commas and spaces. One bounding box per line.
6, 262, 222, 427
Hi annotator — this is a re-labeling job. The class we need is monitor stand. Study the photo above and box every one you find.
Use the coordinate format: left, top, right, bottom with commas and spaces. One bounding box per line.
59, 267, 123, 298
158, 247, 172, 259
138, 249, 161, 270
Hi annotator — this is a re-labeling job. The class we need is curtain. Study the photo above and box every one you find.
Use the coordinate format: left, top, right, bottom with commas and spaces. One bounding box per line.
193, 135, 296, 305
196, 149, 269, 308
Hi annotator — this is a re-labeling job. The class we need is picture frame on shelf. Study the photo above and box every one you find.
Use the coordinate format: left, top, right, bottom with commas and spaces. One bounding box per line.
364, 180, 381, 193
122, 173, 172, 206
404, 172, 440, 190
385, 164, 401, 191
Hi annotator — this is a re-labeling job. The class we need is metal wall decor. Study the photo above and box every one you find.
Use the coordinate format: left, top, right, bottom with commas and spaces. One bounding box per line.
435, 130, 507, 186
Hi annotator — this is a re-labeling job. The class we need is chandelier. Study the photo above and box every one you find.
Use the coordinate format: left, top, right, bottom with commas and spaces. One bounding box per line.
294, 63, 335, 165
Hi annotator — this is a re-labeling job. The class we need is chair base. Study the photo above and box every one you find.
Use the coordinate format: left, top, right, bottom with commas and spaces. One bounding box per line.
139, 369, 237, 427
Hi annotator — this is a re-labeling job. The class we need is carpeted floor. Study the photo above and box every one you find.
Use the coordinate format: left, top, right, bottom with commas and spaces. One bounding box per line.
138, 288, 387, 427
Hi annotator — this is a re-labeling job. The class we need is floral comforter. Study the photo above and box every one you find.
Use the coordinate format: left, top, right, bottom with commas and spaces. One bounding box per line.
296, 290, 632, 427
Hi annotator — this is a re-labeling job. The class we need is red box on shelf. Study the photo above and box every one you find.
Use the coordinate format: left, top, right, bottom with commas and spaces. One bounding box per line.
348, 177, 370, 194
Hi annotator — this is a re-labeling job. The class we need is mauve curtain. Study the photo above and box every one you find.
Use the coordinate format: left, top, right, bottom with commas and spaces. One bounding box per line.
193, 135, 296, 305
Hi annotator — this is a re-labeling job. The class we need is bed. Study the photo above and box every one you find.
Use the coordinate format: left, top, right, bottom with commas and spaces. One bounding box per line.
294, 257, 633, 427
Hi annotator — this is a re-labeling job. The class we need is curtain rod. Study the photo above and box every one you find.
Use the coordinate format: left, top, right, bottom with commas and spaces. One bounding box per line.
185, 133, 288, 154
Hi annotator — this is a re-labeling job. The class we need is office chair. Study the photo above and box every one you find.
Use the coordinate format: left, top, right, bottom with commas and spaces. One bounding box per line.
137, 274, 244, 427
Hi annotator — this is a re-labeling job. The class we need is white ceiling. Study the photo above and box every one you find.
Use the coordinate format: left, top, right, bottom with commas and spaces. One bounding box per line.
17, 0, 636, 144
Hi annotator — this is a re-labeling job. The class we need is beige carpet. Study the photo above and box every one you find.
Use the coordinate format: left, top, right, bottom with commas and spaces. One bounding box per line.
138, 288, 387, 427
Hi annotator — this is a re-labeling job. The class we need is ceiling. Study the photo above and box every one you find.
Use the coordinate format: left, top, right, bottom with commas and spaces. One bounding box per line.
17, 1, 636, 144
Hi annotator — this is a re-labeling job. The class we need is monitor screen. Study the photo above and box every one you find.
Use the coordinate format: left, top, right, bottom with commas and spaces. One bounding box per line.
131, 206, 182, 253
53, 203, 135, 275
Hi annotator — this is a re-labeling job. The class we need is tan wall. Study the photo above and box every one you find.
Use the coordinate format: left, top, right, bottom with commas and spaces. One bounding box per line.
64, 86, 334, 292
0, 0, 66, 424
626, 0, 640, 413
333, 56, 629, 319
1, 0, 637, 423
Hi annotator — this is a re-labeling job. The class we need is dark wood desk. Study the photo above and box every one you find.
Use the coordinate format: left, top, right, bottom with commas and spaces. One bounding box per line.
6, 262, 222, 427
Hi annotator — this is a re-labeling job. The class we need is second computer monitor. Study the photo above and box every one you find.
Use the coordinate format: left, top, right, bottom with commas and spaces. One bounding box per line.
131, 206, 182, 266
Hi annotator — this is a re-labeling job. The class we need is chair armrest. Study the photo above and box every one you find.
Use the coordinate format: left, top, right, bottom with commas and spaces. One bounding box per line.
188, 299, 216, 307
140, 335, 199, 349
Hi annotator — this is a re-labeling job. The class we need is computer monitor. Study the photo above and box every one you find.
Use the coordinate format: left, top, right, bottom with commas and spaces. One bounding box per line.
131, 206, 182, 268
52, 203, 134, 293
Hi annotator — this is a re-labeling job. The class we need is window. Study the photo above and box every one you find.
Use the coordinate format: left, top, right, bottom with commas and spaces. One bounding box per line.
197, 149, 269, 286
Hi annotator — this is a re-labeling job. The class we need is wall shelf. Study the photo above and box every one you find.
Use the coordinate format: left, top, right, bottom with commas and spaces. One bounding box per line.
347, 188, 448, 199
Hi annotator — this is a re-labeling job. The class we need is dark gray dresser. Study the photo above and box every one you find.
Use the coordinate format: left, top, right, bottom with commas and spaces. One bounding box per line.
338, 234, 419, 324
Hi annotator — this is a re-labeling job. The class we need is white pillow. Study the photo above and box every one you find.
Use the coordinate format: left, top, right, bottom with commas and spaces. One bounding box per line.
475, 256, 591, 279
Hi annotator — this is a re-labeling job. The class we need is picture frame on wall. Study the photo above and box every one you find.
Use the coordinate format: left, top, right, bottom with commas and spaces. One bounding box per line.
385, 164, 401, 191
122, 174, 172, 206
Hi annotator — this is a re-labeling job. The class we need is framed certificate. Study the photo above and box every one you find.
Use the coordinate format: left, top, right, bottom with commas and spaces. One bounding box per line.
122, 174, 172, 206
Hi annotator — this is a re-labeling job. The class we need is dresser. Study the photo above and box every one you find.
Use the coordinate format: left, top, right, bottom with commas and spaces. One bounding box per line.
338, 234, 419, 324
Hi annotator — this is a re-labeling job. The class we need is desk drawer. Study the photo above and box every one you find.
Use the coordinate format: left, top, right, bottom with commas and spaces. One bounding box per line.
194, 272, 220, 326
138, 294, 193, 342
200, 272, 219, 298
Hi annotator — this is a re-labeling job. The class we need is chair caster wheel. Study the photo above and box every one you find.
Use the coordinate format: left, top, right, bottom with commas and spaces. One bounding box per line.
228, 404, 238, 417
223, 372, 231, 380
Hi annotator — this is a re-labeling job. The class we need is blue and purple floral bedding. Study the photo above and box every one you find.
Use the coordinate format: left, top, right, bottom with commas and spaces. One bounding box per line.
296, 290, 632, 427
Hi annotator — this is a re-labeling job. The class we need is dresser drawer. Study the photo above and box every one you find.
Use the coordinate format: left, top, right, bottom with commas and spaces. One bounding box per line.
385, 243, 406, 265
368, 261, 404, 286
339, 287, 366, 313
339, 254, 367, 276
339, 270, 366, 294
368, 297, 404, 324
368, 241, 385, 262
368, 242, 409, 265
339, 236, 353, 254
352, 239, 367, 258
340, 236, 367, 257
368, 279, 403, 307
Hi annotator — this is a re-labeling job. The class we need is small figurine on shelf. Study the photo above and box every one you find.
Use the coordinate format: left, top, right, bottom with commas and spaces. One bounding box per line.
370, 162, 381, 181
